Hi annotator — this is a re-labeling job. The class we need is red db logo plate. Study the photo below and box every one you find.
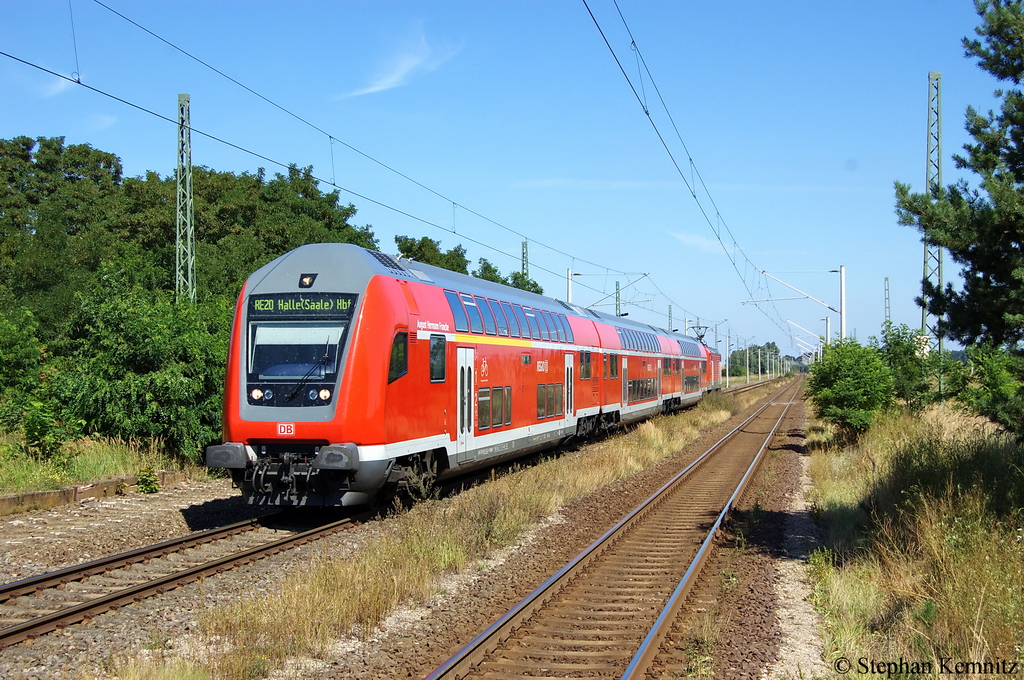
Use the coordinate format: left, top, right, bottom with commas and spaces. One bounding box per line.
277, 422, 295, 436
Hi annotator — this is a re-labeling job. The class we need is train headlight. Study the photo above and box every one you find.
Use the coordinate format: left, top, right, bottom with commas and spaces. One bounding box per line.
264, 389, 274, 400
308, 389, 318, 401
319, 389, 331, 400
251, 388, 264, 401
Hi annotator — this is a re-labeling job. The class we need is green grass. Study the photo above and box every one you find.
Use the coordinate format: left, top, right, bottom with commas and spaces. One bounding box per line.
0, 434, 182, 496
808, 405, 1024, 670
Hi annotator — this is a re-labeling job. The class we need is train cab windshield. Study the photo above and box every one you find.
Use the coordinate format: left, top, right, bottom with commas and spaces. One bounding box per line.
248, 322, 346, 381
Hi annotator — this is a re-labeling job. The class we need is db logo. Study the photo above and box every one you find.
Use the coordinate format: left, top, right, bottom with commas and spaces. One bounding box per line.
277, 422, 296, 436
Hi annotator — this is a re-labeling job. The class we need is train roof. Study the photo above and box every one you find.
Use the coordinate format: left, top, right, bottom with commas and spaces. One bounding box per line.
249, 244, 711, 353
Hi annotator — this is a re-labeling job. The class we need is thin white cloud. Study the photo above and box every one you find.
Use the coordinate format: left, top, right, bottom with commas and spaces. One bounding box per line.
668, 231, 723, 254
346, 25, 459, 97
88, 114, 117, 132
40, 76, 75, 98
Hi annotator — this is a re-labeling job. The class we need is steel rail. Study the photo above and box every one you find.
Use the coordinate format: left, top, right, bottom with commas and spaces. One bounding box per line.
620, 381, 799, 679
424, 379, 798, 680
0, 514, 364, 649
0, 516, 270, 603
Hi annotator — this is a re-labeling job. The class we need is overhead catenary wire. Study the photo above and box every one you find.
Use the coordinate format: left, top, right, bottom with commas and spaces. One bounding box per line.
86, 0, 634, 281
7, 1, 773, 336
46, 0, 723, 331
0, 48, 650, 314
583, 0, 795, 343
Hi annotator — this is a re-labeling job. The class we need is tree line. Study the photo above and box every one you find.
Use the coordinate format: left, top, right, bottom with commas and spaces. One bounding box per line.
0, 135, 540, 461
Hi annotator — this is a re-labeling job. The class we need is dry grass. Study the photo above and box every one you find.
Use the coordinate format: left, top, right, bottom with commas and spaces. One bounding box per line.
808, 403, 1024, 668
121, 382, 779, 679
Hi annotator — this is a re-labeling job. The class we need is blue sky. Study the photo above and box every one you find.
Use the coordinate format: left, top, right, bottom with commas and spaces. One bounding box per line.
0, 1, 1000, 357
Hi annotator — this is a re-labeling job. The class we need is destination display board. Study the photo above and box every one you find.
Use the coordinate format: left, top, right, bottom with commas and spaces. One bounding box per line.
248, 293, 357, 319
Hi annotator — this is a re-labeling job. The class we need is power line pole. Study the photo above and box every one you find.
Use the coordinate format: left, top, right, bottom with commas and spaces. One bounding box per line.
175, 93, 196, 303
521, 241, 529, 277
615, 281, 621, 316
885, 277, 891, 326
923, 71, 944, 354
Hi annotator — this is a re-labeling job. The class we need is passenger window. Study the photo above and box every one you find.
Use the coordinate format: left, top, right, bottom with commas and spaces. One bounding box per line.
555, 384, 563, 416
512, 304, 531, 339
552, 314, 567, 343
545, 384, 555, 417
477, 388, 491, 430
388, 332, 408, 383
429, 335, 446, 382
537, 384, 546, 418
491, 387, 504, 427
561, 315, 574, 343
460, 293, 484, 333
528, 308, 548, 341
540, 311, 558, 341
444, 290, 469, 333
476, 296, 497, 335
504, 386, 512, 425
488, 300, 509, 336
524, 308, 541, 340
501, 301, 521, 337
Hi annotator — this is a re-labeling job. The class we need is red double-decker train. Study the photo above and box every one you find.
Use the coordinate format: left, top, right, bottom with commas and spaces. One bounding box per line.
206, 243, 721, 506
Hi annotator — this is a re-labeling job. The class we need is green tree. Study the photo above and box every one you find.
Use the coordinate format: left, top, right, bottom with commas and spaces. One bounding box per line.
0, 136, 379, 461
395, 235, 468, 274
472, 257, 506, 283
895, 1, 1024, 347
806, 339, 894, 435
506, 270, 544, 294
52, 265, 230, 460
961, 345, 1024, 428
470, 257, 545, 294
894, 1, 1024, 433
871, 323, 933, 409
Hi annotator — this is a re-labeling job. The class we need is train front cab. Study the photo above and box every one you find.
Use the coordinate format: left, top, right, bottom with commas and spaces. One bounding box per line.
208, 245, 420, 507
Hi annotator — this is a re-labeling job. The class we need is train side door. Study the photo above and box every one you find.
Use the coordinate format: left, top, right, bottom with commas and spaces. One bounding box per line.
657, 359, 663, 403
564, 353, 574, 425
621, 356, 629, 406
456, 347, 474, 463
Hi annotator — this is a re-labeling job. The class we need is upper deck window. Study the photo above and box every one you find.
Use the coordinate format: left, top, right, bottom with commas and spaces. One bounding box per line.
476, 296, 498, 335
444, 290, 469, 332
523, 308, 542, 340
500, 301, 520, 338
488, 299, 509, 336
460, 293, 484, 334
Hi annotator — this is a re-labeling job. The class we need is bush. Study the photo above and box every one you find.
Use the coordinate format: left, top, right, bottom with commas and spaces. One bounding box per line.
51, 268, 230, 462
806, 339, 893, 435
960, 345, 1024, 437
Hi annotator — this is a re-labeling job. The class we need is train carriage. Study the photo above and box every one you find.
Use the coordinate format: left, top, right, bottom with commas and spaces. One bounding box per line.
206, 243, 721, 506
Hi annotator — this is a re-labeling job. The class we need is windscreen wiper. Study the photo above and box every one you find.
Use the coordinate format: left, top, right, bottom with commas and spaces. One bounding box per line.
286, 340, 331, 402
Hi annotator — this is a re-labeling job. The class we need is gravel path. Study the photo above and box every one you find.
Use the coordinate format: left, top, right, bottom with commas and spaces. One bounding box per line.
0, 387, 824, 679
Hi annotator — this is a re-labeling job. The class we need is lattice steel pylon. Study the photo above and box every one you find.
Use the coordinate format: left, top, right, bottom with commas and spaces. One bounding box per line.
922, 72, 944, 353
176, 93, 196, 303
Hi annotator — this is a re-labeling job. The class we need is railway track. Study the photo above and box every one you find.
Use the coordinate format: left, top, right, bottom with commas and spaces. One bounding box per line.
0, 511, 369, 650
427, 378, 800, 680
724, 378, 778, 396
